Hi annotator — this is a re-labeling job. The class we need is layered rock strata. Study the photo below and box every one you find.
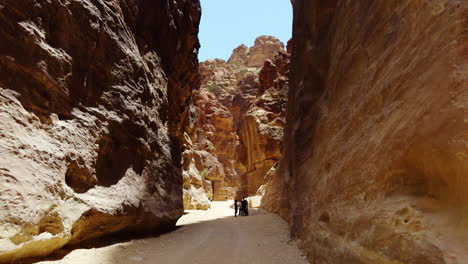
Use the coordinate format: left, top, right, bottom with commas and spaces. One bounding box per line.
264, 0, 467, 263
238, 51, 290, 197
0, 0, 200, 262
228, 35, 285, 68
182, 88, 239, 207
182, 36, 289, 206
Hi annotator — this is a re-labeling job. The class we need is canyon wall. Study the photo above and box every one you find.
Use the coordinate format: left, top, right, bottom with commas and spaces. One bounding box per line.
238, 51, 290, 197
0, 0, 200, 262
264, 0, 467, 263
182, 36, 288, 205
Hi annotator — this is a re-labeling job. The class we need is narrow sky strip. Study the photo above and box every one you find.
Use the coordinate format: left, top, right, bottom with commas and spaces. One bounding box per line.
198, 0, 293, 61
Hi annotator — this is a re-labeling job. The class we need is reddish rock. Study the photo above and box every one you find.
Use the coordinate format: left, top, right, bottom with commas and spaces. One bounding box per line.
247, 36, 285, 67
258, 51, 290, 94
184, 36, 289, 203
236, 51, 290, 197
227, 44, 249, 66
183, 87, 241, 202
227, 36, 284, 68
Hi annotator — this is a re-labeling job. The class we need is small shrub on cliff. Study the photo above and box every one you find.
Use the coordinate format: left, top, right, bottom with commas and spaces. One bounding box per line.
200, 169, 209, 179
238, 68, 248, 78
207, 82, 222, 96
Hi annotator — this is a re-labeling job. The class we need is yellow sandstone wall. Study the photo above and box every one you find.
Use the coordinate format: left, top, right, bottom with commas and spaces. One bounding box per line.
0, 0, 200, 261
264, 0, 467, 263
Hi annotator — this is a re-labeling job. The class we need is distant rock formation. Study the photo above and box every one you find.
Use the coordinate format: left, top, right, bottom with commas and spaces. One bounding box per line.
239, 51, 290, 197
183, 36, 290, 206
228, 36, 285, 67
0, 0, 200, 262
263, 0, 468, 263
227, 44, 249, 66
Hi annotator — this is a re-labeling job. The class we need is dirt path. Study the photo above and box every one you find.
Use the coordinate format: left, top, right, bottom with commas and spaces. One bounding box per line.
38, 201, 308, 264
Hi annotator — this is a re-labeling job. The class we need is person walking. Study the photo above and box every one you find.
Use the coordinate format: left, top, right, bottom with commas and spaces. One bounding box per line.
241, 198, 249, 216
234, 199, 238, 217
239, 200, 244, 216
244, 199, 249, 216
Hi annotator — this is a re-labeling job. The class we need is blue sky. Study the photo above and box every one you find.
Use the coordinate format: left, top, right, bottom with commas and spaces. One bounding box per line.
198, 0, 293, 61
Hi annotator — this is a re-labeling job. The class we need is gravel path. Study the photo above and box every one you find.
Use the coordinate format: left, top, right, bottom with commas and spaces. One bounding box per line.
38, 201, 309, 264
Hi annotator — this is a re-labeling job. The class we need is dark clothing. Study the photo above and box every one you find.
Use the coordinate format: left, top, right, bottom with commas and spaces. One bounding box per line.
244, 200, 249, 216
241, 199, 249, 216
234, 200, 238, 216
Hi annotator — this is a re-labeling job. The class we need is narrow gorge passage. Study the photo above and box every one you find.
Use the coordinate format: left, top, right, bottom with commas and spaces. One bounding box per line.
37, 202, 308, 264
0, 0, 465, 263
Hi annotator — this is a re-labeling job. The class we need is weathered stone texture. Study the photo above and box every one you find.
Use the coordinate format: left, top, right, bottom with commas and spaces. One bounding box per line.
183, 37, 289, 203
245, 36, 285, 68
228, 35, 284, 68
238, 51, 290, 197
264, 0, 467, 263
0, 0, 200, 262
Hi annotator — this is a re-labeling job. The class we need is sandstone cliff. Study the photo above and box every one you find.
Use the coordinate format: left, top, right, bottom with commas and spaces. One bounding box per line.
264, 0, 467, 263
238, 51, 290, 197
182, 36, 289, 205
182, 87, 239, 207
228, 35, 285, 68
0, 0, 200, 262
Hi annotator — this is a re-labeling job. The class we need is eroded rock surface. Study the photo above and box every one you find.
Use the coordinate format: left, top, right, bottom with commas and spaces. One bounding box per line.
182, 37, 289, 205
0, 0, 200, 262
264, 0, 467, 263
238, 51, 290, 197
182, 88, 239, 206
227, 36, 285, 68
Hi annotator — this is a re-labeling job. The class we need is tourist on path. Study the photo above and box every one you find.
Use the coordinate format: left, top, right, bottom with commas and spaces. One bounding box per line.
234, 199, 238, 217
239, 199, 245, 216
241, 198, 249, 216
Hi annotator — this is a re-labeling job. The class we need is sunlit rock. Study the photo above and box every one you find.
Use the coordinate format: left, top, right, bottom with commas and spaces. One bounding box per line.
263, 0, 467, 262
0, 0, 201, 261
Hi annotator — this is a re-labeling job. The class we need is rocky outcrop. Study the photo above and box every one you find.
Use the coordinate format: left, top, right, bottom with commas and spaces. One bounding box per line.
182, 87, 240, 204
183, 37, 289, 204
238, 51, 290, 197
227, 35, 285, 68
227, 44, 249, 66
0, 0, 200, 262
182, 149, 218, 210
246, 36, 285, 67
265, 0, 467, 263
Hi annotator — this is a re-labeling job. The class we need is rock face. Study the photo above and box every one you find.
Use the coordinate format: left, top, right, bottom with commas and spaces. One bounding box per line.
182, 36, 289, 205
264, 0, 467, 263
238, 51, 290, 197
227, 44, 249, 66
182, 88, 239, 206
228, 35, 285, 68
0, 0, 200, 262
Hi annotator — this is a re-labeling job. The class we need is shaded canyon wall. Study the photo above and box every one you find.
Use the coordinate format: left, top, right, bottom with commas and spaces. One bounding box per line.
263, 0, 467, 263
0, 0, 200, 262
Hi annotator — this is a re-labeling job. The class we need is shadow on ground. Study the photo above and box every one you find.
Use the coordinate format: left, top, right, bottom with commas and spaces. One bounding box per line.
13, 225, 182, 264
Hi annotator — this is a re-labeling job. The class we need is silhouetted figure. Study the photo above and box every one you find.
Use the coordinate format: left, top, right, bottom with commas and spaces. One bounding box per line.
241, 198, 249, 216
238, 199, 244, 216
234, 199, 238, 217
244, 199, 249, 216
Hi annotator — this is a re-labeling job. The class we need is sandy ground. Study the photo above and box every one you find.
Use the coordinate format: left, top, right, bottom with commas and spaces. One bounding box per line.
37, 201, 309, 264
